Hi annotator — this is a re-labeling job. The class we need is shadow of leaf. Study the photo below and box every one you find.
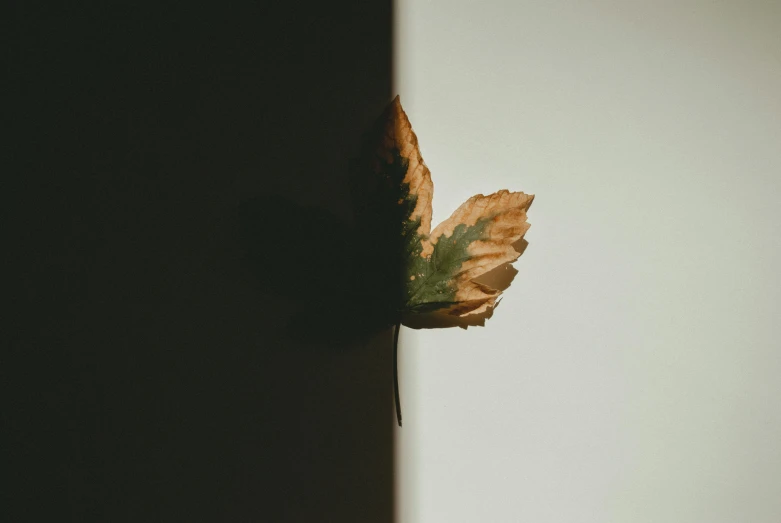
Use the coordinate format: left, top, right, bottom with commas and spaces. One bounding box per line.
239, 194, 395, 348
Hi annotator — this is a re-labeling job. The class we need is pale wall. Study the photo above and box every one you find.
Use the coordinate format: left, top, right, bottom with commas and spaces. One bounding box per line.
395, 1, 781, 522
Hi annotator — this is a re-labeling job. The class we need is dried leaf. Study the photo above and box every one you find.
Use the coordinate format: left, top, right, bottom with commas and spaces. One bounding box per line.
353, 96, 536, 426
374, 97, 535, 324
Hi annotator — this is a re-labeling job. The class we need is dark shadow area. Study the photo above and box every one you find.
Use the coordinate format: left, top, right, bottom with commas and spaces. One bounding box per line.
238, 193, 399, 348
5, 1, 394, 522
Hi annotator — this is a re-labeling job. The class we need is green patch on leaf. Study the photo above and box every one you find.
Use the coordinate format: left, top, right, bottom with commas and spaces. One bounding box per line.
404, 219, 492, 314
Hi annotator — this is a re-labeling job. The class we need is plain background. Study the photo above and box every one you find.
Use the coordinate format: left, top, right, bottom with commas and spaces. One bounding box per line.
395, 1, 781, 522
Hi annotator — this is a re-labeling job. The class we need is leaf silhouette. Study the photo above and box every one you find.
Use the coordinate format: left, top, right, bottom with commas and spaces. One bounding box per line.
350, 97, 535, 426
354, 96, 534, 327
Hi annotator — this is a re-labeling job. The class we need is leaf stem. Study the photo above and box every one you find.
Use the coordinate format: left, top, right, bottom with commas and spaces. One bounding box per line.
393, 320, 402, 427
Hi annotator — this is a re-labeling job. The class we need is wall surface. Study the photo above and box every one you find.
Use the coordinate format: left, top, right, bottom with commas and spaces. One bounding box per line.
395, 1, 781, 522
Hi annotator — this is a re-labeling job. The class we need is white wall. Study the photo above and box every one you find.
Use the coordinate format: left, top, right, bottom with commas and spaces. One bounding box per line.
394, 1, 781, 522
